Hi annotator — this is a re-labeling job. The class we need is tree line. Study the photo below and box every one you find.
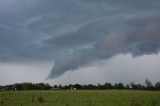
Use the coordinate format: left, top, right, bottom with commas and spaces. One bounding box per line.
0, 79, 160, 90
0, 83, 52, 90
54, 79, 160, 90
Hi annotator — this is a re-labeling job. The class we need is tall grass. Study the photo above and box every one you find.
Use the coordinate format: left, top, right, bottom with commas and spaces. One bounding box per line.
0, 90, 159, 106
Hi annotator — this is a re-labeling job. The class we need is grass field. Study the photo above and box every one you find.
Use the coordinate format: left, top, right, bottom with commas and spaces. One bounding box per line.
0, 90, 160, 106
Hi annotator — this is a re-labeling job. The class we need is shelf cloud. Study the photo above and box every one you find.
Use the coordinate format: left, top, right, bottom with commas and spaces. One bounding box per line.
0, 0, 160, 80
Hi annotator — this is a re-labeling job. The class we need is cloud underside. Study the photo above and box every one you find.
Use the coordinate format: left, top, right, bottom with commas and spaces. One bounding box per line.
0, 0, 160, 78
48, 16, 160, 78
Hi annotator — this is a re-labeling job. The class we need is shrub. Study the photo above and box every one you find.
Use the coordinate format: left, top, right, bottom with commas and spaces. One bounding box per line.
0, 100, 4, 105
37, 96, 45, 103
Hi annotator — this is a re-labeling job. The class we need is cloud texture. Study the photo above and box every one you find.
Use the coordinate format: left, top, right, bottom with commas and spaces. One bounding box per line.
0, 0, 160, 78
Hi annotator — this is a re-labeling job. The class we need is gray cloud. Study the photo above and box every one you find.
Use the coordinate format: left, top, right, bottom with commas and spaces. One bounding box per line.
0, 0, 160, 79
47, 4, 160, 78
50, 16, 160, 78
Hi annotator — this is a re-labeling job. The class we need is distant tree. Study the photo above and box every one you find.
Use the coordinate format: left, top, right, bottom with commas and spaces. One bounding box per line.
15, 83, 23, 90
126, 84, 130, 89
22, 83, 33, 90
97, 84, 104, 89
114, 83, 124, 89
104, 83, 112, 89
53, 85, 58, 88
145, 79, 153, 89
118, 83, 124, 89
155, 82, 160, 90
74, 84, 83, 89
36, 83, 51, 90
63, 85, 70, 89
130, 81, 137, 89
58, 84, 62, 89
85, 84, 97, 89
130, 81, 145, 90
136, 84, 145, 90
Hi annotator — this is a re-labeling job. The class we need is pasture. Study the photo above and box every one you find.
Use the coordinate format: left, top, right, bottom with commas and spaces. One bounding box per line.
0, 90, 160, 106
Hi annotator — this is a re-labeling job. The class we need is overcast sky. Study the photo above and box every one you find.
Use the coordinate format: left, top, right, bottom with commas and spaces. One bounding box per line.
0, 0, 160, 85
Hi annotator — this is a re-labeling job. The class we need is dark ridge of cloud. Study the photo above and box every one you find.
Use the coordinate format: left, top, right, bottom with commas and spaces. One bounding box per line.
47, 14, 160, 78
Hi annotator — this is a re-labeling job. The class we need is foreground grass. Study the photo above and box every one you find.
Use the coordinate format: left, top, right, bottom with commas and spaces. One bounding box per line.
0, 90, 160, 106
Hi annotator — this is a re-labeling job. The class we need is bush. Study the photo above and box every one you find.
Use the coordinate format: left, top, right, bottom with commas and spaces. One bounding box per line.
37, 96, 45, 103
0, 100, 4, 105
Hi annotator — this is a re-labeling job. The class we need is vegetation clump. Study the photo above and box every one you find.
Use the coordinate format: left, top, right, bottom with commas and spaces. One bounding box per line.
37, 96, 45, 103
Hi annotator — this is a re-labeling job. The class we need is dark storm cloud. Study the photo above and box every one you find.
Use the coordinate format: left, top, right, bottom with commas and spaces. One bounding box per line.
47, 1, 160, 78
47, 12, 160, 78
0, 0, 160, 78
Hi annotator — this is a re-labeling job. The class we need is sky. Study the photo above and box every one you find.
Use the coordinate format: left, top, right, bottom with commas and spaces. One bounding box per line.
0, 0, 160, 85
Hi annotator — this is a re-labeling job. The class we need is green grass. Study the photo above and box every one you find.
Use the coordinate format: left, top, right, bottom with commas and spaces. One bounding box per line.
0, 90, 160, 106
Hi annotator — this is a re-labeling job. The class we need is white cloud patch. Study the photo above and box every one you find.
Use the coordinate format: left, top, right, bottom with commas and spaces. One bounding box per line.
0, 62, 52, 85
48, 53, 160, 85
